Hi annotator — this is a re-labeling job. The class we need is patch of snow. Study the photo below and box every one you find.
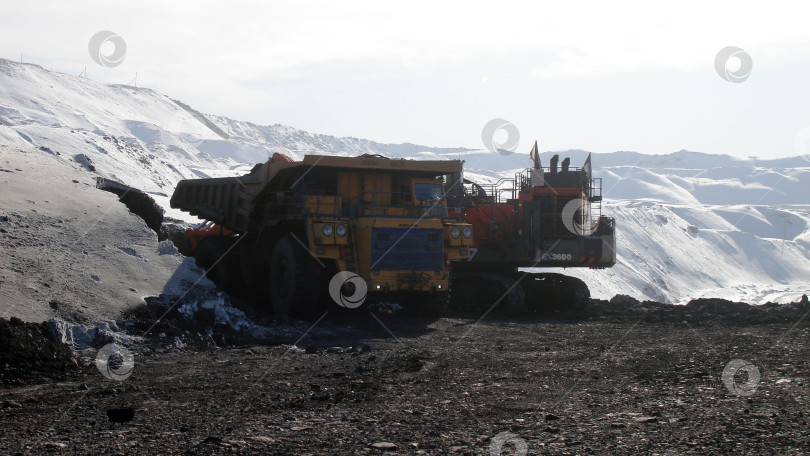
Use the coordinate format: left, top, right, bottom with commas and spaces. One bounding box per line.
47, 318, 142, 350
157, 239, 179, 256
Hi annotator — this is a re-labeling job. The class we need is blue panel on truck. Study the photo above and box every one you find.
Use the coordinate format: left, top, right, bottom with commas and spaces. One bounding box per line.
371, 228, 443, 271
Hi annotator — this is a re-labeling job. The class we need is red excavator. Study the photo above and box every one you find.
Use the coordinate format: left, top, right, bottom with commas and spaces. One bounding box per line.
448, 142, 616, 313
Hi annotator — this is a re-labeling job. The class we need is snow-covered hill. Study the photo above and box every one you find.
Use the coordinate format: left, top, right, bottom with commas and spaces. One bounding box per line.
1, 59, 808, 304
0, 59, 468, 219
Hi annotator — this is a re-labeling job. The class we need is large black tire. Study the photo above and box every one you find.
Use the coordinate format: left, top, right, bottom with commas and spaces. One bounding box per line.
268, 235, 321, 319
238, 233, 266, 289
524, 273, 590, 313
195, 236, 242, 297
449, 273, 526, 315
195, 237, 231, 282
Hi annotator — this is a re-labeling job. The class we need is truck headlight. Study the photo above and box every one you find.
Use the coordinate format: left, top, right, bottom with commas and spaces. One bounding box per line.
462, 226, 472, 238
450, 226, 461, 239
336, 224, 347, 236
322, 224, 334, 236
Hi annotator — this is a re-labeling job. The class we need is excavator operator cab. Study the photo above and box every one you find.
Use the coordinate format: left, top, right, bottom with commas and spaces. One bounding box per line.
413, 178, 445, 217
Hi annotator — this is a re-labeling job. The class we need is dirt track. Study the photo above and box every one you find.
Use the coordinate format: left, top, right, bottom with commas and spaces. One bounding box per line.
2, 302, 809, 455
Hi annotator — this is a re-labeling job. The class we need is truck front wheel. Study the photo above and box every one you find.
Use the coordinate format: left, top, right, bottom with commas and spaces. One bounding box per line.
268, 235, 321, 319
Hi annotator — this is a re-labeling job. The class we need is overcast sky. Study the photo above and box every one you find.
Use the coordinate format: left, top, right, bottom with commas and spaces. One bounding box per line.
3, 0, 810, 159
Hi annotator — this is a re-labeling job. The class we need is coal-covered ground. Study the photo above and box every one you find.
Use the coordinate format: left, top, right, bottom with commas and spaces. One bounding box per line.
1, 297, 809, 455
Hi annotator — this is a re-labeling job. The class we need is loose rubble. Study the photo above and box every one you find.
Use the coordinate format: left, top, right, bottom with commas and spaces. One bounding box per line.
1, 294, 809, 454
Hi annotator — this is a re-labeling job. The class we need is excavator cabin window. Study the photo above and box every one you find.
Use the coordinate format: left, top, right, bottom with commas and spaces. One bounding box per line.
414, 182, 443, 204
414, 180, 445, 217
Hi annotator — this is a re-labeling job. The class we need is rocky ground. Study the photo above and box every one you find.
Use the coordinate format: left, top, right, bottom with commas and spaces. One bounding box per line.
1, 295, 809, 455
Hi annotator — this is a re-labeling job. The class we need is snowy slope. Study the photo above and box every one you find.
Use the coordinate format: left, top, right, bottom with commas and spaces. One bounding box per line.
544, 154, 810, 304
1, 59, 808, 305
0, 59, 469, 219
0, 146, 184, 322
561, 200, 810, 304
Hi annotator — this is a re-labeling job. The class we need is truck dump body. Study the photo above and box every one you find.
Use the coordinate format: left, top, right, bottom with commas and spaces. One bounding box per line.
170, 155, 464, 232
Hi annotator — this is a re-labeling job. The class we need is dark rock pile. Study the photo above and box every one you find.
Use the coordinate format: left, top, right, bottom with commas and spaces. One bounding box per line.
0, 317, 79, 385
586, 294, 810, 324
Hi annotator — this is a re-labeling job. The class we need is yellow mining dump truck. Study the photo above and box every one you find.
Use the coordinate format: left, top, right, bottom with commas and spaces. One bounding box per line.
170, 153, 472, 318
